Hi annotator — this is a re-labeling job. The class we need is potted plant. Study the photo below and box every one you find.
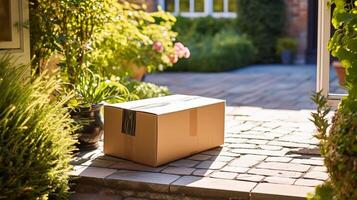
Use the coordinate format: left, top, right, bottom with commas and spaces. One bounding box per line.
276, 37, 298, 64
332, 60, 345, 86
68, 70, 129, 150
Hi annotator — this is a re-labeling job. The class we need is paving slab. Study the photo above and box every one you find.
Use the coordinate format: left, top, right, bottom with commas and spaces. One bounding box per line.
251, 183, 315, 200
107, 170, 180, 193
71, 106, 327, 200
170, 176, 256, 200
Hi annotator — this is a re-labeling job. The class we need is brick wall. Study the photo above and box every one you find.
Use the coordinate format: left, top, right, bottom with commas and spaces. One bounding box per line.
284, 0, 308, 64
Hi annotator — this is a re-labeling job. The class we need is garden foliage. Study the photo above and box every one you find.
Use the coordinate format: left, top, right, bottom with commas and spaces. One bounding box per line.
29, 0, 111, 84
170, 17, 256, 72
91, 3, 181, 77
310, 1, 357, 199
124, 81, 171, 100
67, 70, 130, 108
237, 0, 286, 63
173, 16, 238, 42
29, 0, 171, 99
0, 56, 77, 199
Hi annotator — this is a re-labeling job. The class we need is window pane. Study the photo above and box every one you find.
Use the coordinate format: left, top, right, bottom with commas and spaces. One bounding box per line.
180, 0, 190, 12
0, 0, 12, 41
213, 0, 224, 12
228, 0, 237, 12
195, 0, 204, 12
165, 0, 175, 12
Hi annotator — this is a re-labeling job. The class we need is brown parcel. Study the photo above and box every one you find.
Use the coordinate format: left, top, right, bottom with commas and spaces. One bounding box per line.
104, 94, 225, 167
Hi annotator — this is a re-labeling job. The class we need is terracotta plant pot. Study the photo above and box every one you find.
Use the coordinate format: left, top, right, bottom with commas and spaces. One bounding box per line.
333, 61, 346, 86
131, 64, 147, 81
123, 61, 147, 81
71, 105, 103, 151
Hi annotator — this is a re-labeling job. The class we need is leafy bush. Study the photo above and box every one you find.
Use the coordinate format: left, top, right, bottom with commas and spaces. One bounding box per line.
173, 16, 238, 42
237, 0, 286, 63
310, 2, 357, 199
91, 3, 187, 77
311, 91, 357, 200
328, 1, 357, 199
124, 80, 171, 100
29, 0, 112, 84
0, 56, 77, 199
171, 29, 256, 72
68, 70, 130, 108
307, 181, 334, 200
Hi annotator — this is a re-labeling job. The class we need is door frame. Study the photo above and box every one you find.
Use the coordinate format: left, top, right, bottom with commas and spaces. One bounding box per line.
316, 0, 344, 107
0, 0, 30, 65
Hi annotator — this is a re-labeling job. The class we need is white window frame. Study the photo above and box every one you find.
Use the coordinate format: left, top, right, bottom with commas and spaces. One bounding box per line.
212, 0, 237, 18
0, 0, 30, 65
158, 0, 237, 18
0, 0, 21, 49
316, 0, 346, 107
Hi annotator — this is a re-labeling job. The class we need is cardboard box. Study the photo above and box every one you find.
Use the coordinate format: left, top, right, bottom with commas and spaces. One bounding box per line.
104, 95, 225, 167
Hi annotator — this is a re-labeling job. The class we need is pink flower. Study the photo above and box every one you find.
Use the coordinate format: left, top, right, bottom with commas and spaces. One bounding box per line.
174, 42, 185, 50
152, 41, 164, 53
174, 42, 190, 59
183, 47, 190, 59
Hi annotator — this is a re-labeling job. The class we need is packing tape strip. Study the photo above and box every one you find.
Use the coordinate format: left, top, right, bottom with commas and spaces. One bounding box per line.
189, 109, 198, 136
122, 109, 136, 136
122, 109, 135, 159
123, 134, 134, 159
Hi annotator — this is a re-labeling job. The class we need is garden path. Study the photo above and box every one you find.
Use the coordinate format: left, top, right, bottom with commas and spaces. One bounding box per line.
71, 106, 327, 200
70, 65, 337, 199
146, 64, 345, 110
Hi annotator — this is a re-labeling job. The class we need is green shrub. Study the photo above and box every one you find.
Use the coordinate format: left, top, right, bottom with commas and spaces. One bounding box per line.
311, 92, 357, 200
307, 181, 334, 200
0, 56, 77, 200
68, 69, 130, 108
171, 29, 256, 72
124, 80, 171, 100
324, 1, 357, 199
237, 0, 286, 63
29, 0, 112, 84
173, 16, 238, 42
91, 3, 181, 77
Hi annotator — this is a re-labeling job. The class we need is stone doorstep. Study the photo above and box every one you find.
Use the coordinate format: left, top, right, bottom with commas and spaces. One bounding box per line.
71, 167, 315, 200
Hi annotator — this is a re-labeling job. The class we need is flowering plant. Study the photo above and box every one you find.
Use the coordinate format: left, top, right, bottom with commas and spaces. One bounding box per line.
90, 2, 189, 77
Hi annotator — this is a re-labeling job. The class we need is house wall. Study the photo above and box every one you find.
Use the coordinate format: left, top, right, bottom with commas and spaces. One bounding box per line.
284, 0, 309, 64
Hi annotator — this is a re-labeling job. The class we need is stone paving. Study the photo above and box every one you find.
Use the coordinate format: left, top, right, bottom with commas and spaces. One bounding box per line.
146, 65, 346, 110
70, 106, 328, 200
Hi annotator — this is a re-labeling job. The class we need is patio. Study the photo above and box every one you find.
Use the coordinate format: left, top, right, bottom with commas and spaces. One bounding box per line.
71, 105, 327, 200
2, 0, 356, 199
68, 64, 339, 200
146, 64, 344, 110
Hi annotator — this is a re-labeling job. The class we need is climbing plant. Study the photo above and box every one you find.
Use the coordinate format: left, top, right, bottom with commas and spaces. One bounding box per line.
329, 0, 357, 112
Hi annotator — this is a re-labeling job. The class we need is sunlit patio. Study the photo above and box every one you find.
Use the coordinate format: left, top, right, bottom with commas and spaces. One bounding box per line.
71, 105, 326, 200
1, 0, 356, 199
